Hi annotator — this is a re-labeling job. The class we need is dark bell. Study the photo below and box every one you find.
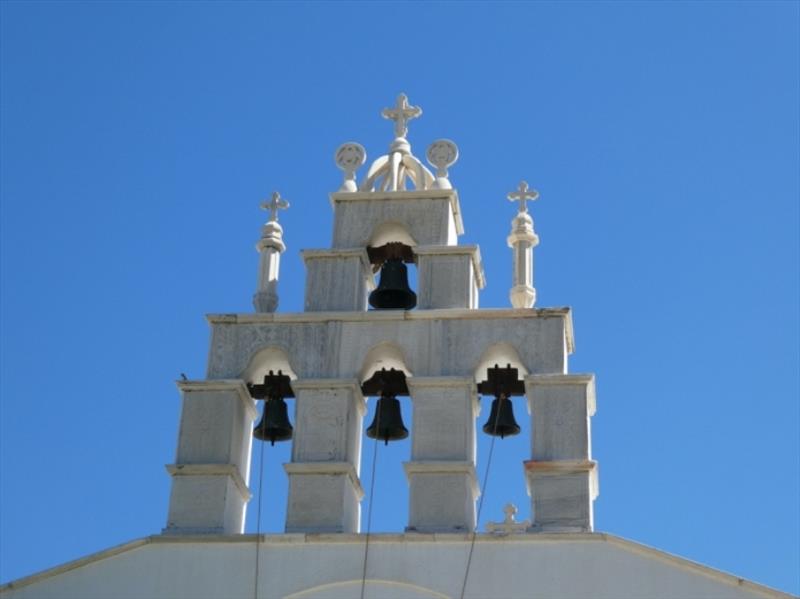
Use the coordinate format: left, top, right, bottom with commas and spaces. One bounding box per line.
482, 394, 520, 439
253, 397, 293, 445
366, 395, 409, 445
369, 259, 417, 310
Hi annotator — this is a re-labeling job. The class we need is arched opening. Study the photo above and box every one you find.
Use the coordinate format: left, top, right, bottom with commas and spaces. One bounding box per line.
472, 344, 532, 534
367, 223, 419, 311
368, 221, 417, 249
286, 579, 448, 599
240, 346, 298, 384
359, 344, 413, 533
240, 346, 297, 535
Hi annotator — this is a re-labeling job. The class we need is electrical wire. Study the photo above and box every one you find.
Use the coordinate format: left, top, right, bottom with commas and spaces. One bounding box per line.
458, 394, 504, 599
253, 431, 266, 599
360, 403, 381, 599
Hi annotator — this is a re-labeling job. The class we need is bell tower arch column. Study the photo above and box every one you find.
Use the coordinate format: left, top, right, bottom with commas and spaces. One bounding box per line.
404, 377, 479, 532
164, 380, 257, 535
284, 379, 366, 533
524, 374, 598, 532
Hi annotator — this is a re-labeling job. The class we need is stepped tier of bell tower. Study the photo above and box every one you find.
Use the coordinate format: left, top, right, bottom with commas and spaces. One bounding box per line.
164, 93, 597, 537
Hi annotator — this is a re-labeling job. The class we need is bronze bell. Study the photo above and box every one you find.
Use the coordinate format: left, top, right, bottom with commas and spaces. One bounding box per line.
482, 393, 520, 439
248, 370, 294, 445
253, 397, 293, 446
369, 259, 417, 310
366, 392, 409, 445
362, 368, 410, 445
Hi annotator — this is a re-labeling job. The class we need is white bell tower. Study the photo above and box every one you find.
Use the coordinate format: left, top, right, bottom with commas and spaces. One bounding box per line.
7, 94, 783, 599
163, 93, 597, 536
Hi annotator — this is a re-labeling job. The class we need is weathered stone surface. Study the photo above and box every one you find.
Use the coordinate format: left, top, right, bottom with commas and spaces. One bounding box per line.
301, 249, 374, 312
330, 190, 463, 248
284, 463, 363, 533
524, 460, 598, 532
404, 462, 478, 533
525, 374, 596, 461
206, 309, 572, 381
415, 246, 484, 309
164, 381, 256, 535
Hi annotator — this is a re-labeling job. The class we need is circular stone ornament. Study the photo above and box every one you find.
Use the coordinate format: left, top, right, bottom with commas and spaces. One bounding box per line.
426, 139, 459, 172
335, 142, 367, 172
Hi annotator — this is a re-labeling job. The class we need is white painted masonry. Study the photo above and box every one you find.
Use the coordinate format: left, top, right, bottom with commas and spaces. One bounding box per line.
2, 534, 791, 599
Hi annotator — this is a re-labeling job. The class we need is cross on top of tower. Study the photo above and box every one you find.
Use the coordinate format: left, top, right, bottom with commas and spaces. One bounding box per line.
508, 180, 540, 214
382, 93, 422, 139
261, 191, 289, 223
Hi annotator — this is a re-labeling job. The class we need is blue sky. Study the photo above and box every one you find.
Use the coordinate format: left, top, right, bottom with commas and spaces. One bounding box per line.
1, 1, 798, 594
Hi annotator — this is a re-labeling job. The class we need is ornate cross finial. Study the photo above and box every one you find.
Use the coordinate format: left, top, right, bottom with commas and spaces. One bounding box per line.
382, 93, 422, 138
507, 180, 540, 214
260, 191, 289, 223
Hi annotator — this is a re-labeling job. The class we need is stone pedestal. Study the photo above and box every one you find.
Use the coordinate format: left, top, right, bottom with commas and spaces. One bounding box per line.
415, 246, 485, 310
253, 220, 285, 313
524, 374, 597, 532
507, 211, 539, 309
404, 377, 479, 532
164, 380, 256, 534
284, 379, 365, 533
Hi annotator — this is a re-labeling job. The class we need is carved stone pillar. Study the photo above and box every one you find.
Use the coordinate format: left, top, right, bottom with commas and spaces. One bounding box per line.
415, 246, 484, 310
284, 379, 365, 533
524, 374, 598, 532
404, 377, 479, 532
164, 380, 257, 534
301, 249, 374, 312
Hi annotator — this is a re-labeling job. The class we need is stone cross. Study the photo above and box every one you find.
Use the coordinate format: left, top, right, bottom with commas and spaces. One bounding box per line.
502, 503, 517, 524
485, 503, 530, 534
261, 191, 289, 223
382, 93, 422, 138
508, 181, 539, 214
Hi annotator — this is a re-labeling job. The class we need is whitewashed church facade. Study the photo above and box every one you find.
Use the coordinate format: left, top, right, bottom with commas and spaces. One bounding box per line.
1, 95, 789, 599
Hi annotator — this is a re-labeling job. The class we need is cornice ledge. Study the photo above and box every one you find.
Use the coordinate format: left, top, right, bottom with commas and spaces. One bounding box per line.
403, 461, 479, 496
283, 462, 364, 498
406, 376, 475, 388
523, 459, 597, 474
206, 306, 572, 325
165, 463, 251, 500
176, 379, 257, 420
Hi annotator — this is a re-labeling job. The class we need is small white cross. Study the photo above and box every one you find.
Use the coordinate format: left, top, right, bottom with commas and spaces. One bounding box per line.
382, 93, 422, 138
260, 191, 289, 223
502, 503, 518, 525
507, 181, 540, 214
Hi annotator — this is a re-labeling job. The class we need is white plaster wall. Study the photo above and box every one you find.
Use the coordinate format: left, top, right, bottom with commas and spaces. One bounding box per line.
2, 534, 788, 599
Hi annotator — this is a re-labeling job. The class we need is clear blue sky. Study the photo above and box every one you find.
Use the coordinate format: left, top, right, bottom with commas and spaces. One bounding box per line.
1, 1, 798, 594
